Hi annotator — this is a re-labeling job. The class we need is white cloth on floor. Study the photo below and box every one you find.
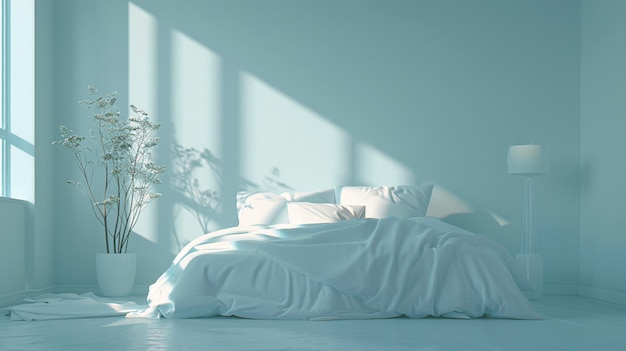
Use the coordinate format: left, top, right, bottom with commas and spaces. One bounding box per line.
0, 292, 146, 321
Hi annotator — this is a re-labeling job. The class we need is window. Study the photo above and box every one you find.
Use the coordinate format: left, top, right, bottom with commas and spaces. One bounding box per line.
1, 0, 7, 197
1, 0, 34, 202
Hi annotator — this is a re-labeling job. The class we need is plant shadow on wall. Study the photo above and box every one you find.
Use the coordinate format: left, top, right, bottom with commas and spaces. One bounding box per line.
170, 141, 291, 250
241, 166, 293, 193
171, 143, 222, 238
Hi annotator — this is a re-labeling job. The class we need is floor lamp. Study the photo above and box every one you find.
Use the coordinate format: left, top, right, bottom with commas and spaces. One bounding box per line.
507, 144, 545, 300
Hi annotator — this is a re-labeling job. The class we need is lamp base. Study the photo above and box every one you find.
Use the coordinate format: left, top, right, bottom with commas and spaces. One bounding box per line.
515, 253, 543, 300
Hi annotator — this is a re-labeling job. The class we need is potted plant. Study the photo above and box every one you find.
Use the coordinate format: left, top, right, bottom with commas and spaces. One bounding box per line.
55, 86, 166, 296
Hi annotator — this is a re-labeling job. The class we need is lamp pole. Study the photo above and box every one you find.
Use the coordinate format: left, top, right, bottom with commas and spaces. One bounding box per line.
521, 175, 537, 254
507, 144, 545, 300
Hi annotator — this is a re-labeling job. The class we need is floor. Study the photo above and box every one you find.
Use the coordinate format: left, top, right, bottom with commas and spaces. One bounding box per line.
1, 296, 626, 351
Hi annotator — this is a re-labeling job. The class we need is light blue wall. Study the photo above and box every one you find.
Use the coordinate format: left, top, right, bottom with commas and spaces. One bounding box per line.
49, 0, 581, 292
0, 198, 27, 306
32, 0, 56, 293
580, 0, 626, 303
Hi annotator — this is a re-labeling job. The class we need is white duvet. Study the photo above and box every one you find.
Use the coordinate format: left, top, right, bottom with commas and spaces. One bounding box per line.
144, 217, 541, 320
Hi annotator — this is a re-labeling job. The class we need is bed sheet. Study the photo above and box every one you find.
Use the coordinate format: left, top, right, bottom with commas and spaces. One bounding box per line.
143, 217, 540, 320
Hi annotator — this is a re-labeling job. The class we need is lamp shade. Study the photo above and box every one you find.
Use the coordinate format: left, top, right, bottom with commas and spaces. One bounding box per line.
507, 145, 546, 175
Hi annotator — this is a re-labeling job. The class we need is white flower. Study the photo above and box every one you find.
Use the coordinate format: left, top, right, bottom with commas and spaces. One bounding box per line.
54, 86, 166, 254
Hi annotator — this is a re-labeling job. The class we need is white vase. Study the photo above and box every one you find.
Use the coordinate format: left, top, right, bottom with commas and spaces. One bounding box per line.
95, 253, 137, 297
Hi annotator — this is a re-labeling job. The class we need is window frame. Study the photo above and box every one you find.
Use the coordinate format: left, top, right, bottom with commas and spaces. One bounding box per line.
0, 0, 9, 197
1, 0, 35, 202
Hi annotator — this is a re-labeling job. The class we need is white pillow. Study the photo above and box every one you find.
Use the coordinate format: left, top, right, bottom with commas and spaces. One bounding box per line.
335, 184, 434, 219
287, 202, 366, 224
236, 189, 336, 226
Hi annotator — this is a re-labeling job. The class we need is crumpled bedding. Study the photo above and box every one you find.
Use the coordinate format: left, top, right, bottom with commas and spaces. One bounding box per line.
143, 217, 541, 320
0, 293, 144, 321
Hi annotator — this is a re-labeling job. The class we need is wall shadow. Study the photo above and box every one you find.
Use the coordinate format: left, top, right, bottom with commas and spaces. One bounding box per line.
123, 0, 529, 246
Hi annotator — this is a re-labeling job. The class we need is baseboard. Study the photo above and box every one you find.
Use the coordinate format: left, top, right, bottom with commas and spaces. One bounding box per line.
543, 285, 579, 296
0, 286, 54, 308
579, 286, 626, 307
53, 284, 150, 297
6, 284, 625, 308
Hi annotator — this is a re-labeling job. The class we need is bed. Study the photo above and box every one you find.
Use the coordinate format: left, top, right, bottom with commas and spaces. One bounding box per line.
141, 185, 540, 320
